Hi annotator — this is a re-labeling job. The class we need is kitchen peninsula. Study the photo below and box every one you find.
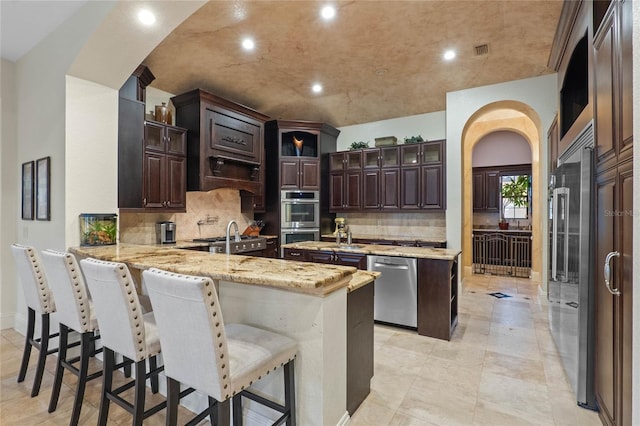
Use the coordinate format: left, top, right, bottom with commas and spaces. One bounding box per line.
282, 241, 461, 341
70, 243, 377, 425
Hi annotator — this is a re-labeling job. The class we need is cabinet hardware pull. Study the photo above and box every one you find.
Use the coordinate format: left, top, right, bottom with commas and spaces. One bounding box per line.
166, 200, 171, 206
143, 198, 147, 206
604, 251, 621, 296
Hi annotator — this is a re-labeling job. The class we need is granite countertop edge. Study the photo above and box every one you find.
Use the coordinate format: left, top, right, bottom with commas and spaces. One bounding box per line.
69, 243, 356, 297
320, 234, 447, 244
282, 241, 461, 261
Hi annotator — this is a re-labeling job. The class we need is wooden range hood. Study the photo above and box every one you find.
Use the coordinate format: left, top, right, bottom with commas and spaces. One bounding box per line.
171, 89, 270, 195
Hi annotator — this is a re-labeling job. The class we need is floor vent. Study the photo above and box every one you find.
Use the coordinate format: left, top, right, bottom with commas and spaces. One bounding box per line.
474, 43, 490, 56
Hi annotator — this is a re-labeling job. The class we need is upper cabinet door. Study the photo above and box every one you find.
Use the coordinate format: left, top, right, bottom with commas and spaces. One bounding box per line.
594, 9, 616, 169
280, 160, 300, 188
166, 127, 187, 156
300, 159, 320, 190
144, 122, 164, 152
401, 145, 421, 166
421, 142, 442, 164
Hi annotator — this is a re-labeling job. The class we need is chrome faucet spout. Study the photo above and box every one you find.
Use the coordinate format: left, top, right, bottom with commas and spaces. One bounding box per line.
225, 220, 240, 254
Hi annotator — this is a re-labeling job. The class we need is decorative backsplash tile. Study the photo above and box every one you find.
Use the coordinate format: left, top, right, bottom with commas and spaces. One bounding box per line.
339, 212, 446, 239
119, 189, 253, 244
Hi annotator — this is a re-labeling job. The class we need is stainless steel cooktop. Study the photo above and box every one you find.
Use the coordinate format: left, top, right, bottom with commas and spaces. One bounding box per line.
192, 235, 266, 254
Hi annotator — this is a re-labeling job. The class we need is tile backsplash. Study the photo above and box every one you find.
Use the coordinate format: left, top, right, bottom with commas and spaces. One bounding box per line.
119, 189, 253, 244
340, 212, 446, 239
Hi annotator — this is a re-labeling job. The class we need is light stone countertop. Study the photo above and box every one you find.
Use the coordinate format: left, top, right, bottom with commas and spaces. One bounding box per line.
472, 228, 533, 234
282, 241, 461, 261
321, 234, 447, 244
70, 243, 358, 296
347, 271, 380, 292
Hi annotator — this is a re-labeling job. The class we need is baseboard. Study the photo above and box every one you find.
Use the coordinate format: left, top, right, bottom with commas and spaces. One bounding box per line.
336, 411, 350, 425
12, 311, 26, 335
0, 312, 16, 330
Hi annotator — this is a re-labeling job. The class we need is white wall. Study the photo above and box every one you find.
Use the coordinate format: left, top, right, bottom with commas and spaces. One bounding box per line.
337, 110, 446, 151
4, 0, 205, 332
1, 58, 18, 329
65, 76, 119, 247
445, 74, 558, 272
472, 130, 532, 167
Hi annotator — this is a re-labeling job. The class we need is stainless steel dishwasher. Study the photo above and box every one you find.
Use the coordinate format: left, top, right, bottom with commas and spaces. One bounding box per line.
367, 255, 418, 329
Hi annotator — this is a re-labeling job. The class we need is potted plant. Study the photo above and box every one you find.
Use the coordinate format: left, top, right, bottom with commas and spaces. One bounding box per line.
500, 175, 529, 228
349, 141, 369, 150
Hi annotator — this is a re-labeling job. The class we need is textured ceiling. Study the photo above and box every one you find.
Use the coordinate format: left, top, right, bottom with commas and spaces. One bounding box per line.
143, 0, 562, 127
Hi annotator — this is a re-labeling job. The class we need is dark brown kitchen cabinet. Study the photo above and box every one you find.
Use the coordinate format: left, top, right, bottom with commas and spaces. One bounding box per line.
304, 250, 367, 270
330, 171, 361, 211
400, 140, 446, 211
260, 120, 339, 240
346, 281, 374, 414
171, 89, 268, 195
363, 167, 400, 210
400, 164, 444, 210
330, 152, 362, 211
280, 158, 320, 190
141, 121, 187, 210
593, 2, 633, 424
417, 257, 458, 341
472, 168, 500, 212
119, 110, 187, 211
264, 237, 278, 258
361, 147, 400, 211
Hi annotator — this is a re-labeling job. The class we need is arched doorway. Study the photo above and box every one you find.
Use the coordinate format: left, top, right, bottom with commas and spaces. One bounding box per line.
461, 101, 545, 291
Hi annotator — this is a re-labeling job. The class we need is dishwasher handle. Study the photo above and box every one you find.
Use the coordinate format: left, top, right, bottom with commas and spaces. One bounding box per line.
372, 262, 409, 271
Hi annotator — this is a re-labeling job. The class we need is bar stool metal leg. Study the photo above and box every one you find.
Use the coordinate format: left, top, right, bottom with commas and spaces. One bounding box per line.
17, 307, 36, 383
232, 395, 242, 426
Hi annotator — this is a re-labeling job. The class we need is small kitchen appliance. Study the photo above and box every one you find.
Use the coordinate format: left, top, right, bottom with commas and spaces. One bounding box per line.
157, 221, 176, 244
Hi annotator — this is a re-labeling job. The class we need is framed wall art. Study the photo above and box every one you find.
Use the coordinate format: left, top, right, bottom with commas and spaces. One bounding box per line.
21, 161, 34, 220
35, 156, 51, 221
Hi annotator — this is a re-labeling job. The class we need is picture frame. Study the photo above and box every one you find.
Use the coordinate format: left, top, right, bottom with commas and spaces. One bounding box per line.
21, 161, 34, 220
35, 156, 51, 221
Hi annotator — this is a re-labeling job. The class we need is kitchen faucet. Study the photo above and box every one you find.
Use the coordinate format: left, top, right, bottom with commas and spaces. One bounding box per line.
225, 220, 241, 254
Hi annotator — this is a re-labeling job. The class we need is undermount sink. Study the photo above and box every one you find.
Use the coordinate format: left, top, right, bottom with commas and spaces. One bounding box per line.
325, 244, 363, 250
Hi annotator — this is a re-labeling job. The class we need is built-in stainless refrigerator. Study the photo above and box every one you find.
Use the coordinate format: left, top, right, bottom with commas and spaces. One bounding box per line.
548, 122, 596, 409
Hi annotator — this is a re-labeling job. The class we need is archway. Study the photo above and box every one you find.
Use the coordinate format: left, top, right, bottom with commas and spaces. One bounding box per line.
461, 101, 545, 291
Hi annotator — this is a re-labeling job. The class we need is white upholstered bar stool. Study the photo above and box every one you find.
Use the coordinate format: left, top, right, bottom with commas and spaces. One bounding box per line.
80, 258, 164, 426
10, 244, 60, 397
142, 268, 298, 426
41, 249, 103, 425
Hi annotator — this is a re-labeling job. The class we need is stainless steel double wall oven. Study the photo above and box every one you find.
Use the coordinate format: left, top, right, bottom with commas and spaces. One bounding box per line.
280, 190, 320, 250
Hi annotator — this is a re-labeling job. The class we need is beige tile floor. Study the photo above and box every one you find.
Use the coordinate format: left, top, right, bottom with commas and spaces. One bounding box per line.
0, 274, 602, 425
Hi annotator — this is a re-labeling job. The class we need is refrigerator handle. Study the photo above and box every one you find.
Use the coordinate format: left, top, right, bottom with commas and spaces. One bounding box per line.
552, 187, 570, 281
604, 251, 621, 296
551, 189, 559, 280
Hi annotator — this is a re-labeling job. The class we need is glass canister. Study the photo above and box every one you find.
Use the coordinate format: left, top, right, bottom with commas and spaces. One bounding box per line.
79, 213, 117, 246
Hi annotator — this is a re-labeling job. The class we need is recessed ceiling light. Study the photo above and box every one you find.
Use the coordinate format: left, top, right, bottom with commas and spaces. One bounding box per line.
242, 38, 255, 51
375, 68, 388, 76
137, 9, 156, 26
443, 50, 456, 61
321, 5, 336, 20
312, 83, 323, 93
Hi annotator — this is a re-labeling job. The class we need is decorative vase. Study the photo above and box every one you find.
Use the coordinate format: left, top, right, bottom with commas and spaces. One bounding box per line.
293, 136, 304, 156
155, 102, 168, 124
